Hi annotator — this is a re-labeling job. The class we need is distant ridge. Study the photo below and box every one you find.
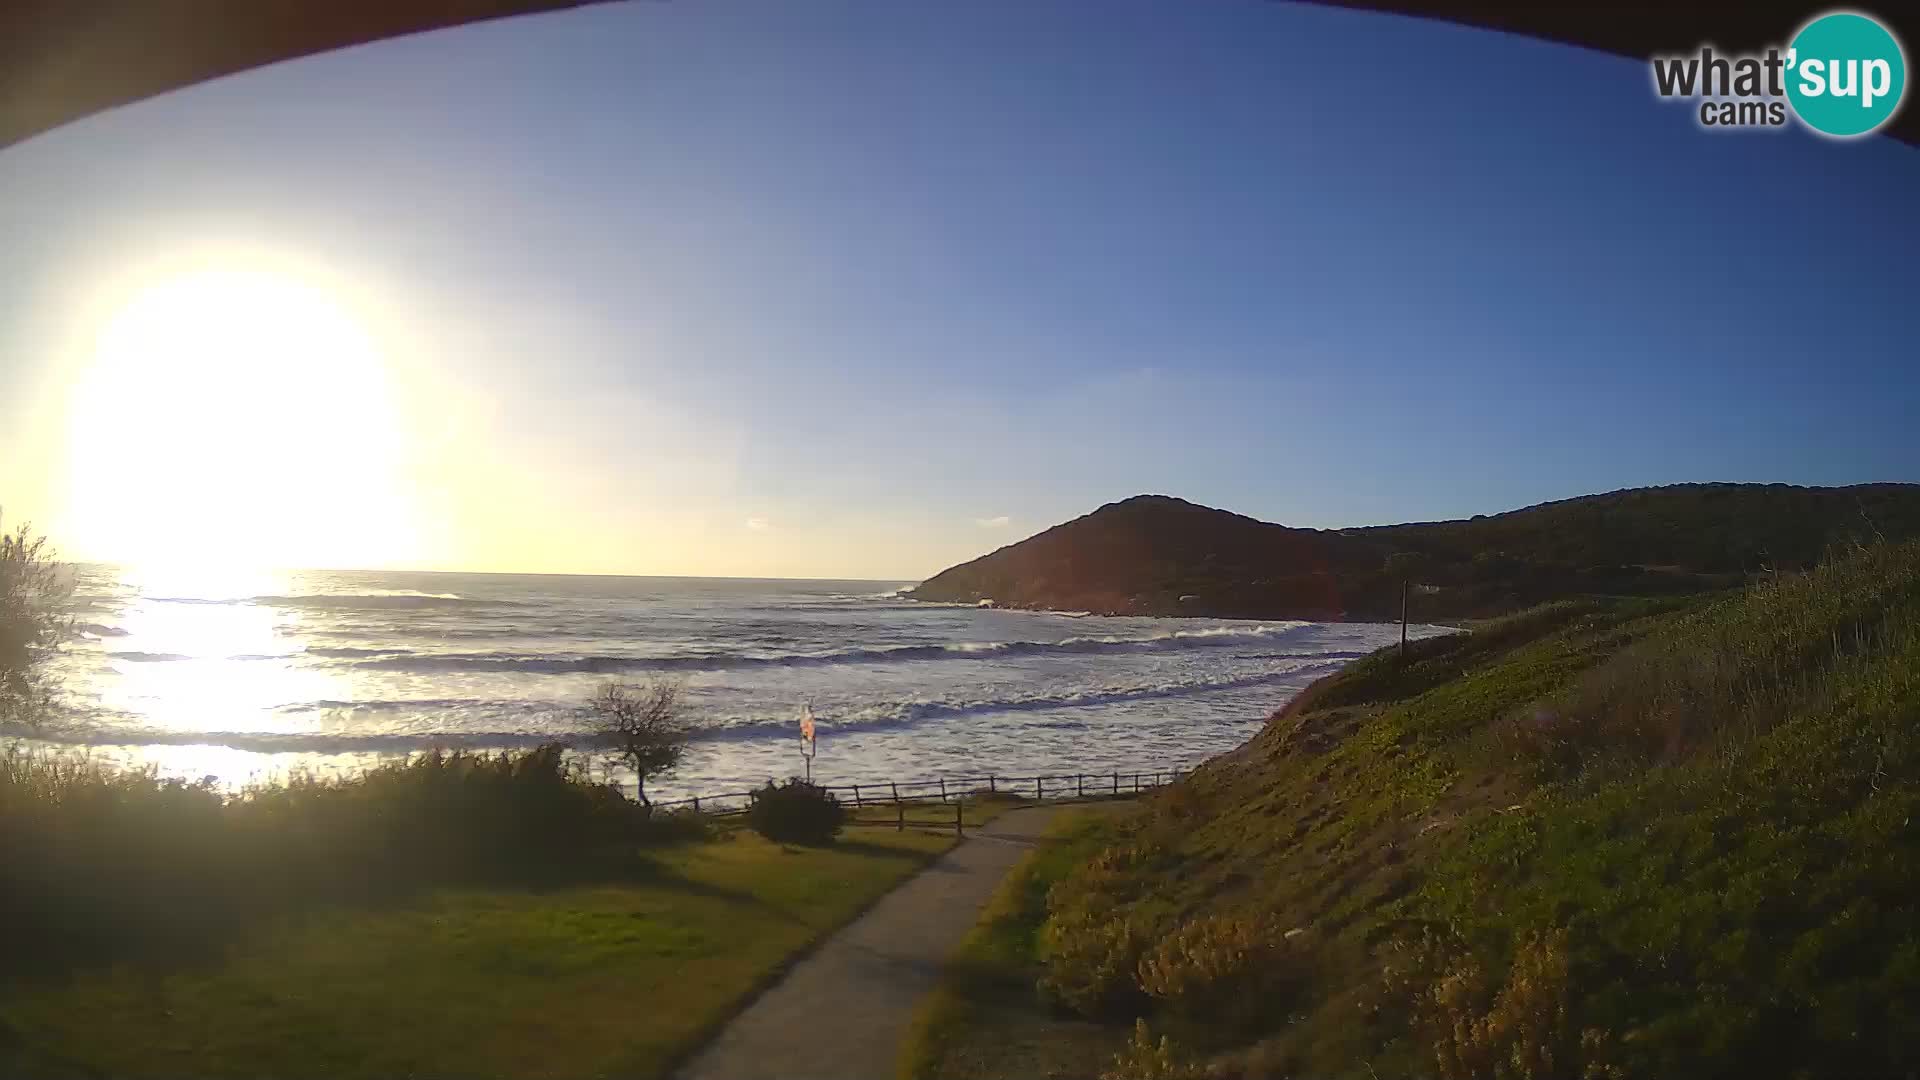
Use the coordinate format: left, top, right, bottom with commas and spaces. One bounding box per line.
908, 483, 1920, 620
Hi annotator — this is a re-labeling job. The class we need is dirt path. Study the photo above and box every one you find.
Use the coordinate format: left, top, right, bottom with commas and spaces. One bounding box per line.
673, 805, 1081, 1080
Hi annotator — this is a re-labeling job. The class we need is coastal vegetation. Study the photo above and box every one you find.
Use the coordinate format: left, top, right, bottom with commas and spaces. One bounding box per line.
0, 518, 70, 726
587, 678, 692, 808
908, 483, 1920, 620
10, 498, 1918, 1077
0, 532, 984, 1077
0, 738, 1022, 1077
747, 777, 848, 844
908, 540, 1920, 1079
2, 817, 954, 1079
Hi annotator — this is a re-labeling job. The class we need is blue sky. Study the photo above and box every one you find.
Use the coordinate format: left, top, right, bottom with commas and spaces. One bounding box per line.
2, 0, 1916, 578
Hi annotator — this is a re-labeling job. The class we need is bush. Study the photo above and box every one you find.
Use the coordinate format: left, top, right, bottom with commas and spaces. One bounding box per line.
1137, 911, 1298, 1030
746, 778, 844, 845
0, 518, 71, 726
1037, 903, 1154, 1017
1101, 1020, 1206, 1080
1032, 836, 1178, 1017
1395, 929, 1621, 1080
0, 743, 647, 974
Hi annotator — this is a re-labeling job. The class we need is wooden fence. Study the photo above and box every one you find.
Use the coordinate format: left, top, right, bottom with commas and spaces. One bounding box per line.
649, 769, 1187, 834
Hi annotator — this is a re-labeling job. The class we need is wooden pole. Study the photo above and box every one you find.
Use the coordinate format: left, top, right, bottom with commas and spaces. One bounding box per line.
1113, 772, 1120, 795
955, 800, 963, 836
939, 777, 948, 802
1037, 775, 1044, 800
988, 775, 996, 794
891, 781, 900, 802
897, 799, 904, 832
1077, 773, 1085, 798
692, 796, 700, 813
852, 784, 862, 808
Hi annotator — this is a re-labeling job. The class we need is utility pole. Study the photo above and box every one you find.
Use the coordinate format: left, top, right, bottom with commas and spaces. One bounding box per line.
1384, 552, 1424, 663
1400, 575, 1409, 658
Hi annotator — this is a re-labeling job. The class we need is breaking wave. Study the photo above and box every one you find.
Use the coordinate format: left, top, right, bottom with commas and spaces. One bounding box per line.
334, 623, 1317, 675
22, 660, 1339, 755
151, 592, 521, 611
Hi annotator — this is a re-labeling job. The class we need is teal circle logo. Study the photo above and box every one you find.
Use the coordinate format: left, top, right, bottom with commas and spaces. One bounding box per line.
1786, 11, 1907, 137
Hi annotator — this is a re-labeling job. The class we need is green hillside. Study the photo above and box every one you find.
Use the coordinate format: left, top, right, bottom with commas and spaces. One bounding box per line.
911, 541, 1920, 1079
907, 483, 1920, 620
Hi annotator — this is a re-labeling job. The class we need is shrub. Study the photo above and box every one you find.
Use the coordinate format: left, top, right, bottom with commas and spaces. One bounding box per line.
1401, 929, 1622, 1080
1036, 838, 1170, 1016
0, 742, 647, 974
0, 518, 71, 726
746, 778, 844, 845
1137, 911, 1298, 1030
1037, 904, 1153, 1017
1101, 1019, 1206, 1080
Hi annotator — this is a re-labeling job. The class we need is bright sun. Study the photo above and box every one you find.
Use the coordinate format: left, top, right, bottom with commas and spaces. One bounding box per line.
66, 265, 423, 570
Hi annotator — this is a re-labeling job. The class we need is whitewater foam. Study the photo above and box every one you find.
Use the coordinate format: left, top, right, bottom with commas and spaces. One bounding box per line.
44, 568, 1439, 796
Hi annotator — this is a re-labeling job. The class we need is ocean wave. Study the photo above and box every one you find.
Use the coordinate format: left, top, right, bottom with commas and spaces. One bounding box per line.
701, 664, 1338, 739
21, 661, 1335, 756
151, 592, 522, 611
105, 650, 298, 663
333, 622, 1318, 675
304, 646, 411, 659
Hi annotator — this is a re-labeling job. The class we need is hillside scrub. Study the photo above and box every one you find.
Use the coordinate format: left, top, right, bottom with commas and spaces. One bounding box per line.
963, 541, 1920, 1079
908, 483, 1920, 620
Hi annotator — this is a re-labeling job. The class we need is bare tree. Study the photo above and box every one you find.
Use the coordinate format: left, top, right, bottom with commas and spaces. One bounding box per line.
1, 516, 72, 729
584, 679, 689, 808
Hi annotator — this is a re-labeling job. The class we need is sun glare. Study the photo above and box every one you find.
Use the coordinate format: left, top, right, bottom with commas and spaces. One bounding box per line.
65, 264, 423, 571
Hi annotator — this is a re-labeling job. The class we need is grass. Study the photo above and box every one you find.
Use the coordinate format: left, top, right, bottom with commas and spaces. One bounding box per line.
1, 826, 957, 1080
0, 737, 1050, 1078
899, 807, 1131, 1080
1, 744, 655, 973
909, 541, 1920, 1079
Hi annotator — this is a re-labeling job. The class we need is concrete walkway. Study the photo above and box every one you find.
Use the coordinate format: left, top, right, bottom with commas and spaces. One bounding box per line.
674, 805, 1074, 1080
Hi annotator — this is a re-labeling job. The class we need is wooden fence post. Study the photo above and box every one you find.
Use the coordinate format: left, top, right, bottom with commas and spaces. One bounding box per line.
1036, 775, 1044, 800
692, 796, 701, 813
1077, 773, 1085, 797
939, 777, 948, 802
1113, 772, 1119, 795
955, 800, 963, 836
988, 775, 996, 794
853, 784, 862, 808
897, 799, 904, 832
1133, 773, 1140, 793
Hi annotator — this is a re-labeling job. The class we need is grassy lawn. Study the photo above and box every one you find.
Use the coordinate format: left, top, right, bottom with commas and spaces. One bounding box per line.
898, 807, 1131, 1080
1, 825, 961, 1080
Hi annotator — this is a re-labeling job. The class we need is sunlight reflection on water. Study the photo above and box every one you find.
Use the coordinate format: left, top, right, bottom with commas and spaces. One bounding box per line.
38, 566, 1444, 796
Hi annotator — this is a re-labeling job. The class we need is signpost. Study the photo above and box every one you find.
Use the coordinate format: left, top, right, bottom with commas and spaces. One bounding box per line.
798, 702, 818, 782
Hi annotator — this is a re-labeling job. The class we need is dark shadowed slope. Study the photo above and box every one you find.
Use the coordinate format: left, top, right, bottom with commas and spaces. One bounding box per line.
908, 484, 1920, 620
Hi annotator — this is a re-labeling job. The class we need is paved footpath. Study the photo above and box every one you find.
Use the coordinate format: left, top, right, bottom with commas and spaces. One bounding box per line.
674, 805, 1082, 1080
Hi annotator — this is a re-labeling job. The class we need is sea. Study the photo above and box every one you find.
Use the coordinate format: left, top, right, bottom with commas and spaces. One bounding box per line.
27, 566, 1442, 801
